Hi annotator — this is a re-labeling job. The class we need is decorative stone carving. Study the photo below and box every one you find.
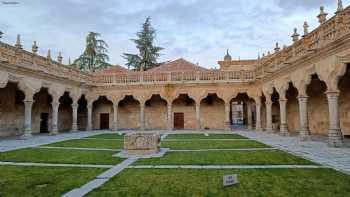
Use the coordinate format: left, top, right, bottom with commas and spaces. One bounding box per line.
124, 133, 161, 156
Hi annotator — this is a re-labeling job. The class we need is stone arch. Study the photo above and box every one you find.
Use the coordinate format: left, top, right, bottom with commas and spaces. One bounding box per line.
0, 81, 26, 137
92, 96, 113, 130
145, 94, 168, 130
200, 93, 225, 130
172, 93, 196, 130
118, 95, 141, 130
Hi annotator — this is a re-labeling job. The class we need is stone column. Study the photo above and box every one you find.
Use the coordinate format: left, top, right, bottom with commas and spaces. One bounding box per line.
51, 101, 59, 135
195, 102, 201, 130
140, 102, 145, 130
298, 96, 310, 141
167, 102, 173, 131
247, 102, 253, 130
113, 103, 118, 131
224, 102, 231, 131
326, 92, 344, 147
265, 99, 273, 132
279, 98, 289, 136
22, 100, 33, 138
87, 104, 93, 131
71, 103, 78, 132
255, 100, 262, 131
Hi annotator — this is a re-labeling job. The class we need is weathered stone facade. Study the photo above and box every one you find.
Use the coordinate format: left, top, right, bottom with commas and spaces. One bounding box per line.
1, 3, 350, 147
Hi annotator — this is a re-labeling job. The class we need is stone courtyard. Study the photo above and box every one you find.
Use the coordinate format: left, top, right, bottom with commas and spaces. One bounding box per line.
1, 1, 350, 196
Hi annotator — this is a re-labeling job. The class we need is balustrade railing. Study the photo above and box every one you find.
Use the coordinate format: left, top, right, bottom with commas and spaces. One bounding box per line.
92, 70, 256, 85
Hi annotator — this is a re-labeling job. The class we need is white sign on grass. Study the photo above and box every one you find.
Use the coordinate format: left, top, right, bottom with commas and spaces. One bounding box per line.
223, 174, 239, 187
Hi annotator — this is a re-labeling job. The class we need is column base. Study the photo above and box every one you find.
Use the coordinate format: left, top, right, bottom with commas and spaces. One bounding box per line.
255, 127, 263, 132
299, 130, 311, 141
266, 128, 274, 133
50, 128, 59, 135
21, 130, 32, 139
280, 125, 289, 136
247, 126, 253, 130
71, 124, 78, 132
328, 129, 344, 147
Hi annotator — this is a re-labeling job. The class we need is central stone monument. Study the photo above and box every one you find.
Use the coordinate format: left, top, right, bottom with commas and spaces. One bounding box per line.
124, 133, 161, 156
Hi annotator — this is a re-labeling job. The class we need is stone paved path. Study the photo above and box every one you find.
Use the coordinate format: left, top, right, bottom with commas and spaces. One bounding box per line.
62, 157, 138, 197
129, 165, 327, 169
0, 161, 113, 168
38, 146, 121, 152
236, 131, 350, 175
0, 130, 114, 152
169, 148, 277, 152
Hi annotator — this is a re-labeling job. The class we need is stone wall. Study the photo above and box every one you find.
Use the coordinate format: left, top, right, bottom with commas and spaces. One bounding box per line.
339, 66, 350, 136
173, 99, 196, 130
145, 98, 167, 130
200, 98, 225, 130
118, 98, 140, 130
0, 83, 24, 137
92, 99, 113, 130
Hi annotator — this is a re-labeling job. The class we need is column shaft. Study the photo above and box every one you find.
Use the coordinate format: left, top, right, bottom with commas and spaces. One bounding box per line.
140, 102, 145, 130
23, 100, 33, 138
247, 102, 253, 130
51, 102, 59, 135
256, 101, 262, 131
298, 96, 310, 141
279, 99, 289, 136
87, 105, 92, 130
327, 92, 343, 147
71, 104, 78, 132
167, 103, 173, 131
113, 104, 118, 131
224, 102, 231, 131
265, 100, 273, 132
195, 103, 201, 130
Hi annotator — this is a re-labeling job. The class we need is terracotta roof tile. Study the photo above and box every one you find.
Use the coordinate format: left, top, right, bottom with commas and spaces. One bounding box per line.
94, 65, 129, 75
147, 58, 207, 72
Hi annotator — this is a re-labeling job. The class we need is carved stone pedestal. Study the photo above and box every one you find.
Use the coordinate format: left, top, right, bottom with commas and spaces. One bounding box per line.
124, 133, 161, 156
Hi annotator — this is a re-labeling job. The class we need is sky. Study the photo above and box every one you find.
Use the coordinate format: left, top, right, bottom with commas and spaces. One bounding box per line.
0, 0, 348, 69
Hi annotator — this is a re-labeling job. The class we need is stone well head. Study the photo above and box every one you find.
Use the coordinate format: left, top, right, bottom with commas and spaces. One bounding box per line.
124, 133, 161, 156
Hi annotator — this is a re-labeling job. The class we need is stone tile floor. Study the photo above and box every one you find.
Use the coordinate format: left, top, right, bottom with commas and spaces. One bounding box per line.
236, 130, 350, 175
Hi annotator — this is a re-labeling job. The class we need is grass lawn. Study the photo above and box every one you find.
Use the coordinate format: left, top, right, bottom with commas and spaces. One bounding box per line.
85, 133, 124, 139
162, 140, 269, 150
165, 133, 247, 140
0, 148, 124, 165
0, 166, 104, 197
87, 168, 350, 197
44, 139, 123, 149
135, 150, 314, 165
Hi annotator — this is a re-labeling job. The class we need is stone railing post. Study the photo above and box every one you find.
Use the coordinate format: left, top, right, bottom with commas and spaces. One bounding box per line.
326, 92, 343, 147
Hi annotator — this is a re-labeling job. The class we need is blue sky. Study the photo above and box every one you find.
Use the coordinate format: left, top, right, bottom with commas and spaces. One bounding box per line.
0, 0, 348, 68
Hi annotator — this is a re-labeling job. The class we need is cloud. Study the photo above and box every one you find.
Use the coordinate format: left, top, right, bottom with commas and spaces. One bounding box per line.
0, 0, 348, 68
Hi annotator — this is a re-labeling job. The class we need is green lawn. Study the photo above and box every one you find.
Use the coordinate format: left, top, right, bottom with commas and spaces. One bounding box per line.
161, 140, 268, 150
0, 148, 124, 165
44, 139, 123, 149
87, 168, 350, 197
165, 133, 247, 140
135, 150, 314, 165
0, 166, 104, 197
85, 133, 124, 139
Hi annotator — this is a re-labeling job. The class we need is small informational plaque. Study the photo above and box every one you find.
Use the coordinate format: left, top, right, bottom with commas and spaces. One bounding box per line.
223, 174, 238, 187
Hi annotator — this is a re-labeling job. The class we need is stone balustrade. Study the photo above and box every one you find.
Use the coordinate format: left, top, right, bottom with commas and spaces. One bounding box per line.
92, 70, 256, 85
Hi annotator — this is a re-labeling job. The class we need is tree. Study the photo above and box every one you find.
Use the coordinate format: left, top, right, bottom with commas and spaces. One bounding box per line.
123, 17, 163, 71
73, 32, 110, 72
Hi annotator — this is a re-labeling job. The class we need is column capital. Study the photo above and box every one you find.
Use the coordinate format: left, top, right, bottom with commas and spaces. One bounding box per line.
325, 91, 340, 97
72, 103, 79, 108
297, 95, 308, 100
51, 101, 60, 107
279, 98, 288, 103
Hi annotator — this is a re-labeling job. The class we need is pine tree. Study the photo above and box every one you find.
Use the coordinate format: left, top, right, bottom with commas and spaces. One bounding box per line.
73, 32, 110, 72
123, 17, 163, 71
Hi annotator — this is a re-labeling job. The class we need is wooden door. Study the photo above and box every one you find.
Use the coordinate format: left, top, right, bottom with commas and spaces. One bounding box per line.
174, 113, 184, 129
100, 113, 109, 129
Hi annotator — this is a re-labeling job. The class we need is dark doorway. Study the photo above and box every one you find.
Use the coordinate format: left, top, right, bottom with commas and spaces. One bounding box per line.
100, 113, 109, 129
174, 112, 184, 129
40, 113, 49, 133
